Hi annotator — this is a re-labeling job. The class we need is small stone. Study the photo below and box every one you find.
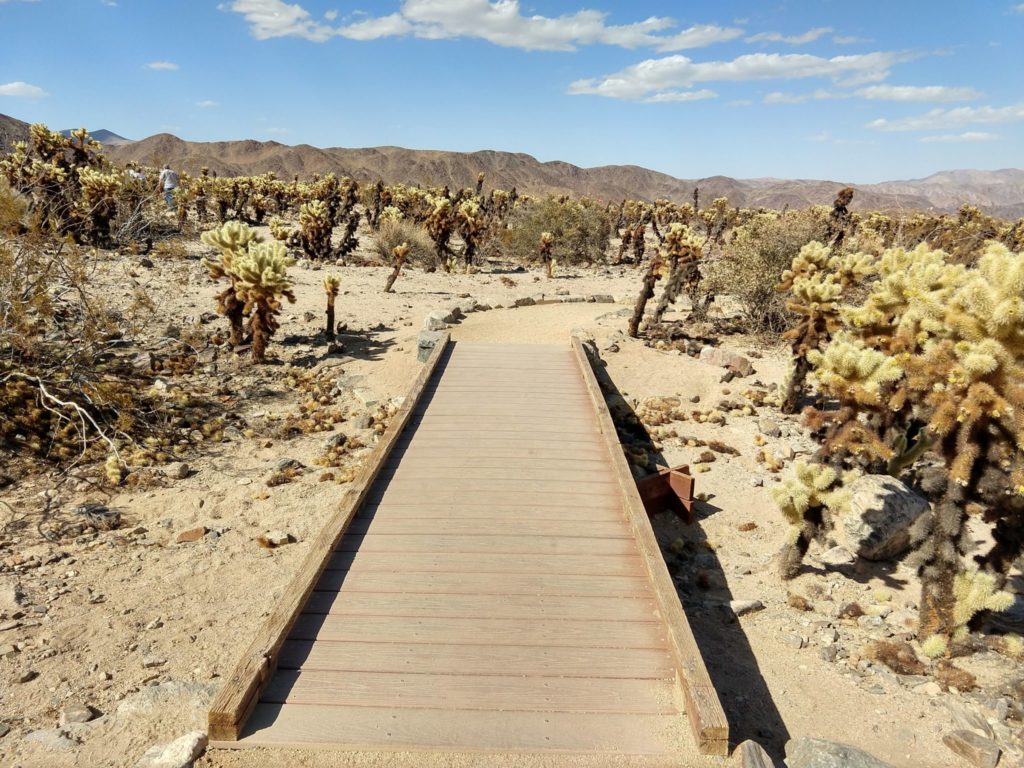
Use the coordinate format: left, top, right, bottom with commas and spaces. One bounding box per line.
731, 739, 774, 766
258, 530, 293, 548
749, 476, 764, 487
914, 681, 942, 696
820, 646, 839, 662
758, 418, 782, 438
24, 728, 78, 750
782, 633, 806, 649
839, 474, 931, 561
16, 670, 37, 683
730, 599, 765, 617
857, 615, 885, 629
818, 546, 856, 566
175, 526, 208, 544
0, 722, 8, 738
0, 643, 18, 658
134, 730, 209, 768
141, 656, 167, 669
818, 628, 839, 644
942, 730, 1001, 768
423, 310, 449, 331
60, 702, 95, 725
163, 462, 190, 480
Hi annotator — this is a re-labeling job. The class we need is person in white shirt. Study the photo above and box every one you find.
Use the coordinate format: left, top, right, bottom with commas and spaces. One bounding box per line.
158, 165, 179, 209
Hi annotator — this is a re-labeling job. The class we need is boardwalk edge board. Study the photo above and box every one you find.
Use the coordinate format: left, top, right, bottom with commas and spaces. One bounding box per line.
207, 332, 452, 742
570, 337, 730, 757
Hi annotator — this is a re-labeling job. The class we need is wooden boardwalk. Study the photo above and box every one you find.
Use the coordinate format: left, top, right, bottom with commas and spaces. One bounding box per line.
209, 339, 726, 759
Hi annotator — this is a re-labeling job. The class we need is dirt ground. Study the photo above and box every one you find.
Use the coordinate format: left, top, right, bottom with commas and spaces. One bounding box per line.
0, 233, 1021, 768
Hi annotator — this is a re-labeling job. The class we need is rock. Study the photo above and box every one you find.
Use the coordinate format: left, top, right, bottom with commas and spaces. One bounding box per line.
783, 633, 806, 649
60, 702, 95, 725
423, 310, 449, 331
942, 730, 1001, 768
0, 722, 8, 738
820, 645, 839, 662
730, 599, 765, 617
513, 296, 536, 307
16, 670, 37, 683
838, 475, 930, 561
757, 418, 782, 438
417, 330, 446, 362
24, 728, 78, 751
0, 574, 22, 612
914, 681, 942, 696
731, 739, 774, 766
588, 294, 614, 303
175, 526, 207, 544
134, 730, 208, 768
163, 462, 190, 480
259, 530, 293, 548
818, 545, 856, 566
353, 413, 373, 430
699, 346, 754, 377
0, 643, 19, 658
116, 681, 216, 716
142, 656, 167, 668
785, 736, 896, 768
274, 458, 303, 471
749, 476, 764, 487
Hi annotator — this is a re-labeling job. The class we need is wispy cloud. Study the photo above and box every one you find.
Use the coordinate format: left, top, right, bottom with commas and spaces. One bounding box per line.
569, 51, 911, 102
746, 27, 833, 45
868, 103, 1024, 131
764, 88, 845, 104
920, 131, 998, 143
0, 81, 48, 98
0, 0, 42, 4
856, 84, 980, 102
833, 34, 869, 44
643, 89, 717, 104
195, 99, 218, 108
1013, 3, 1024, 12
222, 0, 741, 52
146, 61, 179, 70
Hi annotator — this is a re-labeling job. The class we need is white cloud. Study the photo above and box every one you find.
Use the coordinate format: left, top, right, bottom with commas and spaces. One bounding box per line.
868, 103, 1024, 131
856, 84, 980, 102
1014, 3, 1024, 12
0, 0, 41, 4
920, 131, 998, 143
0, 81, 47, 97
195, 99, 219, 108
643, 88, 717, 103
833, 35, 869, 44
764, 88, 844, 104
746, 27, 832, 45
146, 61, 179, 70
224, 0, 743, 52
569, 51, 911, 101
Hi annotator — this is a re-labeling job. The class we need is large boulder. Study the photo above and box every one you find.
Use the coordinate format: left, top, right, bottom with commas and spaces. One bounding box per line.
134, 731, 208, 768
785, 737, 896, 768
417, 330, 446, 362
698, 346, 754, 378
837, 475, 930, 561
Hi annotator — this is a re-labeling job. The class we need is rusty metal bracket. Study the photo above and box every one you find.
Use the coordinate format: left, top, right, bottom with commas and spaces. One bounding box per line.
635, 464, 695, 522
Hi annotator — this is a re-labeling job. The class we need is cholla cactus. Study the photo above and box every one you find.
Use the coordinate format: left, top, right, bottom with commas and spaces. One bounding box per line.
456, 199, 486, 270
384, 242, 410, 293
231, 241, 296, 362
201, 221, 264, 347
772, 461, 858, 578
323, 274, 340, 338
652, 223, 704, 324
77, 167, 121, 245
298, 199, 333, 260
425, 196, 455, 269
539, 231, 555, 278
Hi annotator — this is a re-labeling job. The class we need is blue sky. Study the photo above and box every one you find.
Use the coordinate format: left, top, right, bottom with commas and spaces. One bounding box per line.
1, 0, 1022, 182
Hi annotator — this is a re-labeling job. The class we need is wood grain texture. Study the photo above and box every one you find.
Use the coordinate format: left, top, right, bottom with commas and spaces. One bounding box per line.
228, 704, 688, 754
571, 337, 729, 756
206, 333, 452, 741
276, 640, 675, 678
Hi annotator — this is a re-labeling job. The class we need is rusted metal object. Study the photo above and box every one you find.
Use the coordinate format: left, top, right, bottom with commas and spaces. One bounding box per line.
636, 464, 696, 522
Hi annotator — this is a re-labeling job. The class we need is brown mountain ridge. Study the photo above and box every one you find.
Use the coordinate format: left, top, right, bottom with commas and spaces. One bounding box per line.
2, 112, 1022, 217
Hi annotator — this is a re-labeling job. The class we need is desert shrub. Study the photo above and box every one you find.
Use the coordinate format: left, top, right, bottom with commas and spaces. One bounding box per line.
370, 218, 436, 269
705, 208, 829, 334
503, 196, 612, 265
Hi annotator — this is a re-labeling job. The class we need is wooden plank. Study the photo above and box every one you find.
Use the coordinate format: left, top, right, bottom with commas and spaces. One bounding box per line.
369, 477, 618, 495
231, 704, 685, 754
337, 534, 638, 556
277, 640, 674, 679
263, 669, 677, 714
304, 592, 661, 621
378, 466, 614, 483
571, 337, 729, 756
206, 333, 453, 742
347, 518, 630, 538
289, 615, 668, 649
324, 553, 645, 578
368, 489, 618, 507
358, 503, 625, 520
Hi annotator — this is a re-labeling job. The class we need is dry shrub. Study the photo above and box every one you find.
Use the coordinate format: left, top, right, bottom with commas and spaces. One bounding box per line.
864, 640, 926, 676
370, 218, 436, 269
502, 195, 612, 266
705, 207, 829, 334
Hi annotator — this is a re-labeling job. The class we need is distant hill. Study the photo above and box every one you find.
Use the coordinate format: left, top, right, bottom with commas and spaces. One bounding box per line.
60, 128, 133, 146
1, 112, 1021, 216
0, 113, 30, 152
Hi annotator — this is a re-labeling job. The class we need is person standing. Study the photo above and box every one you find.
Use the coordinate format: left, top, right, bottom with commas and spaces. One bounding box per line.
158, 164, 179, 210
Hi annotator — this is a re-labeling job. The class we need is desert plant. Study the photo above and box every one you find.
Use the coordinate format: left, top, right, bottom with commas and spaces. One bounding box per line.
323, 274, 340, 338
425, 195, 455, 268
383, 243, 409, 293
651, 223, 704, 325
298, 199, 333, 260
539, 231, 554, 277
201, 221, 264, 347
456, 199, 486, 270
231, 241, 296, 362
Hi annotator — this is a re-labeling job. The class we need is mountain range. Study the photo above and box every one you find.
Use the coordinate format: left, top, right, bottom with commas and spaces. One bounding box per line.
2, 112, 1022, 217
